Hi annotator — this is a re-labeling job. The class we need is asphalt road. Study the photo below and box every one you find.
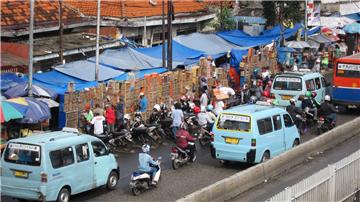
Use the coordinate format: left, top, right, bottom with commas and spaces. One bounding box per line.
2, 72, 359, 202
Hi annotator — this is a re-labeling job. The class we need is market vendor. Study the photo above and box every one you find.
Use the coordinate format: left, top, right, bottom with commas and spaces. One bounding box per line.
138, 92, 148, 113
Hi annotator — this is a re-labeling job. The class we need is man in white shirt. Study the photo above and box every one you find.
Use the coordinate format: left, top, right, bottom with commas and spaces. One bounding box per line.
200, 89, 208, 108
91, 113, 106, 135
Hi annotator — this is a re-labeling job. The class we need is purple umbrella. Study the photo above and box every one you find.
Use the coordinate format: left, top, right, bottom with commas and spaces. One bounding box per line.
4, 82, 57, 99
19, 97, 51, 124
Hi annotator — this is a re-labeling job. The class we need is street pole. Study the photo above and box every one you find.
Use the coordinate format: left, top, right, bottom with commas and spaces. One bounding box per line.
167, 0, 173, 71
304, 0, 308, 41
28, 0, 34, 97
95, 0, 100, 81
162, 0, 166, 68
143, 16, 147, 46
59, 0, 64, 63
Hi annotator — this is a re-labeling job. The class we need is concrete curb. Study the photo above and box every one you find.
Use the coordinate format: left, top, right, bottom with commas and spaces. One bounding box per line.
177, 117, 360, 202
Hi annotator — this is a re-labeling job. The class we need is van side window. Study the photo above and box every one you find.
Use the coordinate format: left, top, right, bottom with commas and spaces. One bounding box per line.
50, 147, 75, 169
283, 114, 294, 127
257, 117, 273, 135
75, 143, 89, 162
272, 115, 282, 131
305, 79, 315, 91
315, 77, 321, 89
91, 141, 107, 157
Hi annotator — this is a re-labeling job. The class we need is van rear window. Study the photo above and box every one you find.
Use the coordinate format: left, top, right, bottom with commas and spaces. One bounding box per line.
273, 76, 302, 91
217, 113, 251, 132
4, 143, 41, 166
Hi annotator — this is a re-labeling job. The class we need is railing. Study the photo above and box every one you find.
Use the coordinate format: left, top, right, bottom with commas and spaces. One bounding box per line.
266, 150, 360, 202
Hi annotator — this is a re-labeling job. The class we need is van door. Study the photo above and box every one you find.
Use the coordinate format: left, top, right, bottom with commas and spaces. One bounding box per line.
282, 113, 297, 150
91, 141, 110, 187
272, 115, 286, 154
257, 117, 282, 156
315, 77, 325, 103
74, 143, 94, 191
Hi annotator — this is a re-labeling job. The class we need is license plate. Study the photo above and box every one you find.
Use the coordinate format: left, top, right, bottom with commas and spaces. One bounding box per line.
281, 95, 293, 100
14, 170, 28, 178
225, 137, 239, 144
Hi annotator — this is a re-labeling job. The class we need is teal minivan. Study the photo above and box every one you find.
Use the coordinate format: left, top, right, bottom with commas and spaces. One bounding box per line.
1, 128, 119, 202
210, 104, 300, 164
271, 71, 328, 107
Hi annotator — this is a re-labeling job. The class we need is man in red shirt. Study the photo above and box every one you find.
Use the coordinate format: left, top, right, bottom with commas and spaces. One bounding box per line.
105, 104, 116, 133
176, 123, 196, 162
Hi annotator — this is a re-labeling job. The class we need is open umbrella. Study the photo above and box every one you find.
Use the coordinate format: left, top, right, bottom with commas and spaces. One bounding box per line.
0, 101, 24, 123
343, 22, 360, 34
6, 97, 30, 114
285, 41, 311, 49
20, 97, 51, 124
36, 98, 59, 108
4, 82, 57, 99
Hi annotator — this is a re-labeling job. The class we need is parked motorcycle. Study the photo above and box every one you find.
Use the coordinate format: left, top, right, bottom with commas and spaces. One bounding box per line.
131, 113, 164, 148
171, 141, 196, 170
317, 116, 335, 135
107, 129, 135, 152
130, 157, 162, 196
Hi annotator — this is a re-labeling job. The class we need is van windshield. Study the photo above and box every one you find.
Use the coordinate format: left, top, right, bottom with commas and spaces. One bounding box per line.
217, 113, 251, 132
4, 143, 41, 166
273, 76, 302, 91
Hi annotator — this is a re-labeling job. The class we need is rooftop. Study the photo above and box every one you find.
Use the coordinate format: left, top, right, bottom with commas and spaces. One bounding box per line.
223, 104, 284, 117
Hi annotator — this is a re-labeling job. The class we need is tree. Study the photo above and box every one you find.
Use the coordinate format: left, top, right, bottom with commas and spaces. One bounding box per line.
207, 1, 235, 31
262, 1, 276, 27
262, 1, 303, 28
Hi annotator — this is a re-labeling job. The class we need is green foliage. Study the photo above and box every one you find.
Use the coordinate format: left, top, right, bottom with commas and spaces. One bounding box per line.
262, 1, 276, 27
208, 4, 235, 31
262, 1, 303, 27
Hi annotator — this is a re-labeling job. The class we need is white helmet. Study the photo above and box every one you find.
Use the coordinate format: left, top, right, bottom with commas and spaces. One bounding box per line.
290, 98, 296, 104
124, 114, 131, 120
325, 95, 331, 101
200, 106, 206, 112
189, 102, 195, 109
142, 144, 150, 153
153, 104, 161, 111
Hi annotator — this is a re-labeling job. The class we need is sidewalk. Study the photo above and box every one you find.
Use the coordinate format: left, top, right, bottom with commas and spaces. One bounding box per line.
228, 134, 360, 202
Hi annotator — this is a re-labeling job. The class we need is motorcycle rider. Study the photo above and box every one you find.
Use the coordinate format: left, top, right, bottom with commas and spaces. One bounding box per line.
176, 123, 196, 162
301, 91, 319, 120
149, 104, 161, 124
197, 106, 213, 130
286, 98, 304, 128
172, 102, 184, 139
320, 95, 339, 124
138, 144, 159, 185
206, 105, 217, 129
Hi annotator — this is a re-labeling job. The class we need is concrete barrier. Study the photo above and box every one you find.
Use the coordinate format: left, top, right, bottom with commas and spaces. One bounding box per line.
178, 117, 360, 202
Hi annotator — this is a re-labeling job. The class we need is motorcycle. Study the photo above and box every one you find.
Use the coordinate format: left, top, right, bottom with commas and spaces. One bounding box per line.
198, 126, 213, 147
131, 113, 164, 148
317, 116, 335, 135
130, 157, 162, 196
108, 129, 135, 152
171, 141, 196, 170
184, 113, 200, 137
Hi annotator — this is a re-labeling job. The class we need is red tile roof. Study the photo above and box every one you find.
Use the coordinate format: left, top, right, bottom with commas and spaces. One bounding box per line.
65, 0, 207, 19
1, 0, 83, 29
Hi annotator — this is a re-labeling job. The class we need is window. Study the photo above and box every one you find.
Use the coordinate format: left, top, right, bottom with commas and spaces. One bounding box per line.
321, 77, 326, 88
257, 117, 273, 135
305, 79, 315, 91
272, 115, 282, 131
273, 76, 302, 91
283, 114, 294, 127
75, 143, 89, 162
216, 113, 251, 132
4, 143, 41, 166
91, 141, 107, 157
315, 77, 321, 89
50, 147, 75, 169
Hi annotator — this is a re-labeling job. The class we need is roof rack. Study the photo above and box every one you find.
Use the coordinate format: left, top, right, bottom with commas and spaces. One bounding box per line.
62, 127, 79, 134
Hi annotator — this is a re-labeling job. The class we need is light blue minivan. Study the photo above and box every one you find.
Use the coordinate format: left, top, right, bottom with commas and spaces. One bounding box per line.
210, 104, 300, 164
271, 71, 328, 107
1, 129, 119, 202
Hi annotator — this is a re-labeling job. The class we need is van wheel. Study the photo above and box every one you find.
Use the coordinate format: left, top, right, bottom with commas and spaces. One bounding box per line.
293, 139, 300, 147
106, 171, 119, 190
57, 187, 70, 202
261, 152, 270, 163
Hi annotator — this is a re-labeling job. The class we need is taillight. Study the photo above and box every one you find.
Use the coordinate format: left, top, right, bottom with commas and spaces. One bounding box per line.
171, 147, 177, 153
270, 93, 275, 99
251, 139, 256, 147
210, 132, 214, 142
41, 172, 47, 183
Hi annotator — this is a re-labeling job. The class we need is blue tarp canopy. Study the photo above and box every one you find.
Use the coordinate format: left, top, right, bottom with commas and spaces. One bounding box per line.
112, 68, 168, 81
88, 47, 164, 71
174, 33, 246, 55
1, 73, 27, 91
217, 24, 302, 47
55, 60, 125, 81
302, 26, 321, 36
277, 46, 297, 64
345, 13, 360, 21
135, 40, 204, 65
230, 49, 248, 70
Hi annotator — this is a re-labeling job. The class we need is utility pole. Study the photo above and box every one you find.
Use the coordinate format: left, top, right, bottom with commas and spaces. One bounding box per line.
304, 0, 308, 41
28, 0, 34, 97
167, 0, 173, 71
59, 0, 64, 63
162, 0, 166, 68
95, 0, 100, 81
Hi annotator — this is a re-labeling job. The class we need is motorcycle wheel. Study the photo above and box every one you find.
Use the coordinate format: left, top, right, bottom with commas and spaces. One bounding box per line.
172, 159, 180, 170
199, 136, 209, 147
131, 187, 141, 196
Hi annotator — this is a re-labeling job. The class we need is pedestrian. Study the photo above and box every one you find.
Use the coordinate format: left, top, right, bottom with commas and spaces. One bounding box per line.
83, 103, 93, 134
314, 58, 321, 72
138, 92, 148, 113
91, 113, 106, 135
171, 102, 184, 139
93, 103, 104, 116
105, 104, 116, 133
115, 98, 124, 130
200, 88, 208, 108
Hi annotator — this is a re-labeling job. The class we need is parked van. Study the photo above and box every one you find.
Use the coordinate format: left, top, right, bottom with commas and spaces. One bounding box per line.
210, 103, 300, 164
1, 128, 119, 202
271, 71, 329, 107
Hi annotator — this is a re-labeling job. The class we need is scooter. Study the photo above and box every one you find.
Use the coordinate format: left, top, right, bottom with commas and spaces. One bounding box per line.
130, 157, 162, 196
171, 141, 196, 170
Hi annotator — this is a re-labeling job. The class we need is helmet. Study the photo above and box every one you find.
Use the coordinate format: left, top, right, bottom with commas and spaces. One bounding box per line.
124, 114, 131, 120
200, 106, 206, 112
139, 92, 144, 96
160, 103, 167, 111
311, 92, 317, 98
305, 91, 312, 97
189, 102, 195, 109
181, 95, 186, 101
272, 99, 280, 105
153, 104, 161, 111
249, 96, 257, 104
263, 90, 270, 97
135, 111, 142, 118
325, 95, 331, 101
142, 144, 150, 153
85, 103, 91, 110
290, 98, 296, 104
193, 106, 200, 114
207, 104, 213, 111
